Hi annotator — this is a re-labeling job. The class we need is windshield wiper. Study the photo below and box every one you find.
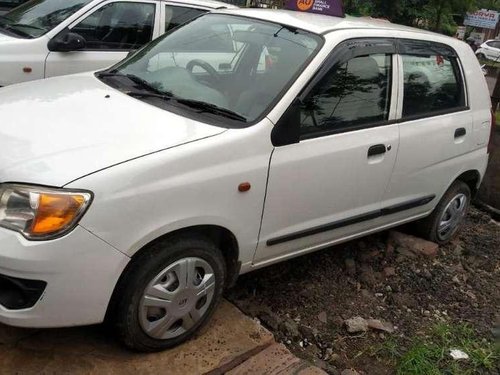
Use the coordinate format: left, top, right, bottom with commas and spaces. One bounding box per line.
97, 71, 167, 96
126, 90, 175, 101
8, 23, 45, 31
176, 99, 247, 122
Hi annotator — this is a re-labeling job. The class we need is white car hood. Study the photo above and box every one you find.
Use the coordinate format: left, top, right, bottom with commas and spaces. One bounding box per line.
0, 32, 16, 42
0, 73, 226, 186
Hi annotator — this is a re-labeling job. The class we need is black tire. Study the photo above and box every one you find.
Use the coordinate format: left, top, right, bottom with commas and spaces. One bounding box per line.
113, 235, 226, 352
415, 181, 471, 245
476, 53, 486, 60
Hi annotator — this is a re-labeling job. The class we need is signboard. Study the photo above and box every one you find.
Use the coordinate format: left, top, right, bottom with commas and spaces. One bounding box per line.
464, 9, 499, 29
285, 0, 345, 18
469, 31, 486, 44
456, 26, 466, 40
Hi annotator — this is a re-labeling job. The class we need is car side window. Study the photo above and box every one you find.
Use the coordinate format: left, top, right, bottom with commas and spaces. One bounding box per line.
71, 2, 155, 50
401, 53, 465, 118
300, 53, 392, 137
164, 5, 206, 32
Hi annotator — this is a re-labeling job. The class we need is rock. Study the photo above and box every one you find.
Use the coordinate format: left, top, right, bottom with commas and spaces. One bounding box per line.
359, 265, 382, 287
389, 231, 439, 258
383, 267, 396, 277
450, 349, 469, 360
396, 248, 418, 259
385, 286, 393, 293
259, 310, 281, 331
344, 317, 368, 333
454, 244, 464, 256
279, 318, 300, 339
423, 310, 431, 317
345, 258, 356, 276
299, 325, 318, 340
318, 311, 328, 324
323, 347, 334, 359
341, 370, 360, 375
386, 242, 395, 256
367, 319, 395, 333
392, 293, 418, 309
422, 269, 433, 280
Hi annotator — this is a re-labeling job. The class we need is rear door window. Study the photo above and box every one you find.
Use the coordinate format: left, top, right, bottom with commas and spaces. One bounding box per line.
399, 40, 466, 119
164, 5, 206, 32
401, 52, 465, 118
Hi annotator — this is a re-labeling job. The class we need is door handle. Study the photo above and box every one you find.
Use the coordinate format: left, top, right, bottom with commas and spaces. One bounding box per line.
368, 144, 387, 157
454, 128, 466, 138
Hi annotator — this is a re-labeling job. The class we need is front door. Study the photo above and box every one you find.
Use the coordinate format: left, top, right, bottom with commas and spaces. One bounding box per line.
45, 0, 160, 78
254, 39, 400, 263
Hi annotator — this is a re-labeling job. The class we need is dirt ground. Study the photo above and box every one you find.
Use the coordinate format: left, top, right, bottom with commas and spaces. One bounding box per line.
478, 129, 500, 212
227, 207, 500, 374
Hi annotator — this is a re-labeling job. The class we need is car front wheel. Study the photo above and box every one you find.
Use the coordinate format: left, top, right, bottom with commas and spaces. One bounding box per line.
113, 236, 226, 352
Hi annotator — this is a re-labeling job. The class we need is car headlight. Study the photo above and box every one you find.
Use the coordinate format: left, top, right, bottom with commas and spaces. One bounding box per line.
0, 184, 92, 240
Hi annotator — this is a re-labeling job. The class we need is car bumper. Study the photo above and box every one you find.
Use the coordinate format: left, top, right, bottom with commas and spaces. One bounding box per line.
0, 225, 129, 328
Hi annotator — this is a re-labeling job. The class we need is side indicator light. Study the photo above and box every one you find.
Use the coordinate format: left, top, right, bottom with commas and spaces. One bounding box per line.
238, 182, 251, 192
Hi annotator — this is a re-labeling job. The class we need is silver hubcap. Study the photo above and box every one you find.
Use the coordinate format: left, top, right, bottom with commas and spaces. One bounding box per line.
139, 257, 216, 340
438, 193, 467, 241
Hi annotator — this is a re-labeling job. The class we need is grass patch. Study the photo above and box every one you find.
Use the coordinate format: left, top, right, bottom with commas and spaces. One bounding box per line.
372, 323, 499, 375
495, 111, 500, 126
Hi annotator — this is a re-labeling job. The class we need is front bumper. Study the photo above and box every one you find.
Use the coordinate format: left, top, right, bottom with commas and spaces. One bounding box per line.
0, 225, 129, 328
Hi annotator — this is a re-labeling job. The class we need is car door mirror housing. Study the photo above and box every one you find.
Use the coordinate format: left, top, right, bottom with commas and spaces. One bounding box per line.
48, 32, 86, 52
271, 97, 302, 147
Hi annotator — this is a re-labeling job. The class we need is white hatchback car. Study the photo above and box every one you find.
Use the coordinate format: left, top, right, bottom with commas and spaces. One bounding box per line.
0, 9, 493, 351
0, 0, 236, 86
476, 39, 500, 61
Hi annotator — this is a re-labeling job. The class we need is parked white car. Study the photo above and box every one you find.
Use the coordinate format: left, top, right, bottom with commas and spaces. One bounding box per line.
476, 39, 500, 61
0, 0, 236, 86
0, 9, 493, 352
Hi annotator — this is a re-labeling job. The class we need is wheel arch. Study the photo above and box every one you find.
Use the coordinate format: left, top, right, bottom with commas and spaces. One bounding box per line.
104, 224, 240, 323
455, 169, 482, 198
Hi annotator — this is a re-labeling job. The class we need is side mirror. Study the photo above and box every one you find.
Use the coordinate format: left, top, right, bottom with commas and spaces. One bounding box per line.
48, 32, 86, 52
271, 97, 302, 147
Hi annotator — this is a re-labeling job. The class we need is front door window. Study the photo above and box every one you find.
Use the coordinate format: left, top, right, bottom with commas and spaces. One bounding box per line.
71, 1, 155, 50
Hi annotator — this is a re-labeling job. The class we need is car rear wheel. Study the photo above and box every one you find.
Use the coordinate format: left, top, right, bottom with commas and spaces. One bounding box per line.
415, 181, 471, 245
113, 236, 225, 352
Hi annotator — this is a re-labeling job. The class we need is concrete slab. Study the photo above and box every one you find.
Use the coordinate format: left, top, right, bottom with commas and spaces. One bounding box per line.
227, 343, 328, 375
0, 300, 274, 375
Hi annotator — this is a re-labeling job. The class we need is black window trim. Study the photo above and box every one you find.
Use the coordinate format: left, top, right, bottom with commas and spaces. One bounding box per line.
67, 0, 158, 52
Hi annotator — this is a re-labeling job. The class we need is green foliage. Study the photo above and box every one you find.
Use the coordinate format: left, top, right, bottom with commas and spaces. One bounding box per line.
343, 0, 497, 34
393, 323, 499, 375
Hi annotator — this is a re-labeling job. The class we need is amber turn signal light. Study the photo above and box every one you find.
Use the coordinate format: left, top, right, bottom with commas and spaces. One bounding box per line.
30, 193, 88, 235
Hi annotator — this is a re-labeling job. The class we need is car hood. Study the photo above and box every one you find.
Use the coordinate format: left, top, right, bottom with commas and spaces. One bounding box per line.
0, 73, 226, 186
0, 30, 17, 42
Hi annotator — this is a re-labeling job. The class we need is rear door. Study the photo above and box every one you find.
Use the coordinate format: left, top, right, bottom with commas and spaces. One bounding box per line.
45, 0, 160, 78
254, 39, 401, 263
380, 39, 472, 223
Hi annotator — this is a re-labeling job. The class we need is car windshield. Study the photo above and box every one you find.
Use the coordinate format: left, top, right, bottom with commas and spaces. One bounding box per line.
0, 0, 92, 38
103, 14, 322, 125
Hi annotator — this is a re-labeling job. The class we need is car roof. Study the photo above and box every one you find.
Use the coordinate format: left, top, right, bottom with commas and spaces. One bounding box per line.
164, 0, 238, 9
215, 8, 446, 37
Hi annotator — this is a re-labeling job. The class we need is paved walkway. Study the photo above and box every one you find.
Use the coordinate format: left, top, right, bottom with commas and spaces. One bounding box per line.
0, 300, 326, 375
